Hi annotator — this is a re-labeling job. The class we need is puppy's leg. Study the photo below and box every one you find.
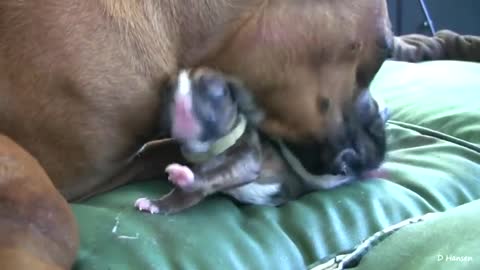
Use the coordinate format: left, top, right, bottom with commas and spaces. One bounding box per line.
134, 160, 258, 214
165, 163, 195, 188
179, 152, 260, 194
134, 157, 258, 215
135, 189, 205, 214
135, 145, 261, 214
0, 135, 78, 270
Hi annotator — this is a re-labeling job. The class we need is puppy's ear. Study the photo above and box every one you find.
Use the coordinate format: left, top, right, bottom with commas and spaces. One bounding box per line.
227, 78, 264, 126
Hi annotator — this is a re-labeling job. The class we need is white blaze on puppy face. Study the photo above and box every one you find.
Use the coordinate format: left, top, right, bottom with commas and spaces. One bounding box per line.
172, 70, 202, 140
177, 70, 192, 97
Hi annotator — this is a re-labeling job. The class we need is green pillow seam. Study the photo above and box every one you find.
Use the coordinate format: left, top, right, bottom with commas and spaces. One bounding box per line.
387, 120, 480, 154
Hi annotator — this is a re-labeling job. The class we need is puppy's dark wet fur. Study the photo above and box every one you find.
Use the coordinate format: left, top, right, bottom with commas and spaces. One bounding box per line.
284, 89, 388, 177
136, 68, 388, 214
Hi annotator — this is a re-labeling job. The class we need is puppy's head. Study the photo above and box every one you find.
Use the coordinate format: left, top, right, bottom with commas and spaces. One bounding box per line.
283, 90, 389, 177
167, 68, 262, 152
202, 0, 392, 175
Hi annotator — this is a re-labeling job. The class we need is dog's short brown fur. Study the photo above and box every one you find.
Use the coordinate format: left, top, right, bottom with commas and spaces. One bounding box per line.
1, 0, 480, 268
0, 135, 77, 270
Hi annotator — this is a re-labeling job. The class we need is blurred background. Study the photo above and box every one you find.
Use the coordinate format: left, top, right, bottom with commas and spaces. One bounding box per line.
386, 0, 480, 35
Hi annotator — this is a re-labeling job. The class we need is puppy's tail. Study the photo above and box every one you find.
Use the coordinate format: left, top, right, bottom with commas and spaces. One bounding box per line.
391, 30, 480, 62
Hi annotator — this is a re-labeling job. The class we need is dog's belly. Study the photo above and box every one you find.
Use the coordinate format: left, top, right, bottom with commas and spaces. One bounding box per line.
0, 1, 174, 200
0, 68, 161, 200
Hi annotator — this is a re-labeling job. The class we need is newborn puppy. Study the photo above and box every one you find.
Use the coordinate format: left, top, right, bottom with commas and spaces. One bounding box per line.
135, 68, 386, 214
282, 89, 389, 179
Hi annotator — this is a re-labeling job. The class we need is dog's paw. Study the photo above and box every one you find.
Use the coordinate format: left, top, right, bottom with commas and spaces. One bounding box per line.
165, 163, 194, 188
134, 198, 160, 214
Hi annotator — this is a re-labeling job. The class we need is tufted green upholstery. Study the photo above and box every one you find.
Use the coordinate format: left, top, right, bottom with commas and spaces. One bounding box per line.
72, 61, 480, 270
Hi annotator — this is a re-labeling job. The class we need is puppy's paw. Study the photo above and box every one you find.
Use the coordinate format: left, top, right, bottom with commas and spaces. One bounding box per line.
165, 163, 194, 188
134, 198, 160, 214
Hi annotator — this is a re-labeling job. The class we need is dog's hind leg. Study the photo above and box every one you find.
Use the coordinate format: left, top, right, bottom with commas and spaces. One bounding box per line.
0, 135, 78, 270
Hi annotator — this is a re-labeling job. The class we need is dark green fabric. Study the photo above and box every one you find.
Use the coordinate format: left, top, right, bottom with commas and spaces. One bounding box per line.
351, 199, 480, 270
71, 60, 480, 270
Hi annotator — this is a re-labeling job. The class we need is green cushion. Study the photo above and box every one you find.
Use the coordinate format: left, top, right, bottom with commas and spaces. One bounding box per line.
371, 60, 480, 146
351, 199, 480, 270
71, 60, 480, 270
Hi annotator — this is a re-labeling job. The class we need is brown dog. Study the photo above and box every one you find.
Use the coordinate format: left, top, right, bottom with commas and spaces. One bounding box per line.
1, 0, 480, 269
